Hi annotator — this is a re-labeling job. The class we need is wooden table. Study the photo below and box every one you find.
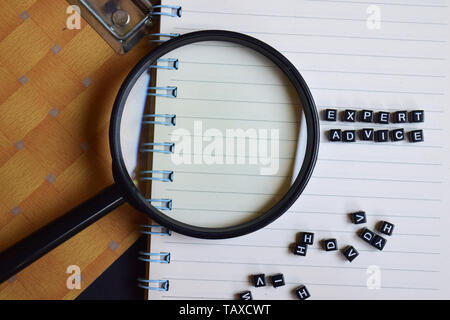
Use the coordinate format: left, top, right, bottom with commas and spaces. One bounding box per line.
0, 0, 154, 299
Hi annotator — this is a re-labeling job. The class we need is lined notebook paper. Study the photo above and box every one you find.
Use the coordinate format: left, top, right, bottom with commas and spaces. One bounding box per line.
147, 0, 450, 299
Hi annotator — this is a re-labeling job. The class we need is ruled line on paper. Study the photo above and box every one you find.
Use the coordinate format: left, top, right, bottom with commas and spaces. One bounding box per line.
303, 0, 448, 9
164, 241, 441, 255
169, 259, 440, 273
171, 207, 441, 219
163, 277, 439, 291
166, 188, 441, 202
176, 26, 449, 43
183, 9, 449, 26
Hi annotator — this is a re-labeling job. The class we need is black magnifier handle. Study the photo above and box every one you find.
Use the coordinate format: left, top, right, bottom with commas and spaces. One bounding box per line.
0, 184, 125, 284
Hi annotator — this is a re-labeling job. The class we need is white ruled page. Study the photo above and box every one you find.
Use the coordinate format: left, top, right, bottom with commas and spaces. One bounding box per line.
147, 0, 450, 300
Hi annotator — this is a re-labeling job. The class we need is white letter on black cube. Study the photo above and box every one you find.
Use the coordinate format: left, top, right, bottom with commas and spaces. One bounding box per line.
391, 129, 405, 142
378, 221, 394, 236
301, 232, 314, 245
293, 243, 308, 256
239, 291, 253, 300
409, 110, 424, 123
360, 228, 376, 245
359, 110, 373, 122
375, 130, 389, 142
295, 285, 311, 300
324, 109, 338, 121
253, 274, 266, 287
409, 130, 424, 143
323, 239, 338, 251
376, 111, 390, 124
342, 246, 359, 262
360, 128, 374, 141
342, 130, 356, 142
271, 274, 285, 288
371, 235, 387, 251
343, 109, 357, 122
394, 111, 408, 123
329, 129, 342, 142
351, 211, 367, 224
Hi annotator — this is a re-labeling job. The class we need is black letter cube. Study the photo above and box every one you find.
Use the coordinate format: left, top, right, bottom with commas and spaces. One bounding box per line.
375, 130, 389, 142
394, 111, 408, 123
409, 130, 424, 143
295, 285, 311, 300
342, 130, 356, 142
239, 291, 253, 300
359, 110, 374, 122
359, 228, 376, 245
324, 109, 338, 121
253, 274, 266, 287
271, 274, 285, 288
323, 239, 338, 251
293, 243, 308, 256
391, 128, 405, 142
343, 109, 357, 122
376, 111, 390, 124
409, 110, 424, 123
301, 232, 314, 245
360, 128, 374, 141
351, 211, 367, 224
371, 234, 387, 251
378, 221, 394, 236
329, 129, 342, 142
342, 246, 359, 262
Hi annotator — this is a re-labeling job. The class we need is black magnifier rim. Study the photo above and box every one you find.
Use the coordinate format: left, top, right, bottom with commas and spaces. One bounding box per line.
110, 30, 320, 239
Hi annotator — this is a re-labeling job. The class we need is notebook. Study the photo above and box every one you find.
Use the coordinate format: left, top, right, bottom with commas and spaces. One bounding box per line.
143, 0, 450, 299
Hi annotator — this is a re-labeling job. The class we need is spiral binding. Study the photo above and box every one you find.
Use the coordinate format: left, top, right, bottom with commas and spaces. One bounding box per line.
150, 58, 179, 70
139, 5, 182, 292
150, 5, 182, 18
140, 224, 172, 236
138, 279, 170, 291
142, 113, 176, 126
138, 251, 171, 263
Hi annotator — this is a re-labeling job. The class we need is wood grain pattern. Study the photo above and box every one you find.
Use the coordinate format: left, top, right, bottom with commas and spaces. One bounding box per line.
0, 0, 155, 299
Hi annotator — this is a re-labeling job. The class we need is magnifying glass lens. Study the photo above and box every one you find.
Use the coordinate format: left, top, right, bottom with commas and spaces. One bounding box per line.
120, 40, 307, 230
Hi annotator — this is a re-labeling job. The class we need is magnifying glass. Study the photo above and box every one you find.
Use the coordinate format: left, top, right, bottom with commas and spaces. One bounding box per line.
0, 30, 319, 283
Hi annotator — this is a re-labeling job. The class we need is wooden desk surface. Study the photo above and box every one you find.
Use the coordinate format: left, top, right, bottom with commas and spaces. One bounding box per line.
0, 0, 153, 299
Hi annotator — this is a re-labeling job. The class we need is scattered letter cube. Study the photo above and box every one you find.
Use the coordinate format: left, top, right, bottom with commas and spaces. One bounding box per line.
239, 291, 253, 300
324, 109, 338, 121
342, 246, 359, 262
293, 243, 308, 256
295, 285, 311, 300
371, 234, 387, 251
323, 239, 338, 251
301, 232, 314, 245
359, 228, 376, 245
329, 129, 342, 142
253, 274, 266, 287
409, 130, 424, 143
378, 221, 395, 236
271, 274, 285, 288
351, 211, 367, 224
342, 130, 356, 142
